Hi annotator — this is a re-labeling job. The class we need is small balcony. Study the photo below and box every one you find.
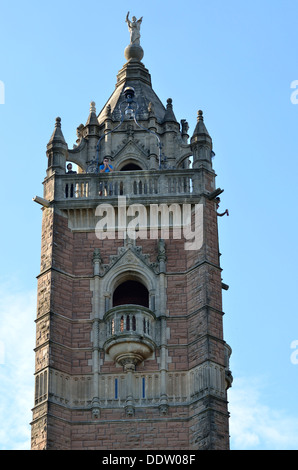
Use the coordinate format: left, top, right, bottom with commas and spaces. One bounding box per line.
103, 305, 156, 370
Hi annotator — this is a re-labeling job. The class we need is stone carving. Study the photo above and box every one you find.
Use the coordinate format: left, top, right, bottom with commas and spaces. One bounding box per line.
125, 405, 135, 417
157, 239, 166, 261
125, 12, 143, 45
159, 403, 169, 416
157, 239, 167, 273
100, 241, 159, 276
91, 396, 100, 419
180, 119, 189, 135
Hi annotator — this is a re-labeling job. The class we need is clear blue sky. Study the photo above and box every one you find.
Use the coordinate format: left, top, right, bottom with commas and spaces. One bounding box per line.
0, 0, 298, 450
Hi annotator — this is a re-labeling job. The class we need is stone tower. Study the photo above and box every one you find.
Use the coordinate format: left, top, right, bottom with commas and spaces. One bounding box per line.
31, 14, 232, 450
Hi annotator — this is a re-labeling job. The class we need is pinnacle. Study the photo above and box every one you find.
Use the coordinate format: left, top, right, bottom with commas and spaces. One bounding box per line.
47, 116, 67, 146
163, 98, 177, 123
191, 109, 211, 139
85, 101, 99, 126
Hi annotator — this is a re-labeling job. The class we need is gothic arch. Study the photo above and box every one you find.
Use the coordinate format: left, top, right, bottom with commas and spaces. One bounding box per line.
118, 160, 143, 171
100, 251, 158, 313
115, 154, 148, 171
112, 139, 149, 171
176, 151, 193, 169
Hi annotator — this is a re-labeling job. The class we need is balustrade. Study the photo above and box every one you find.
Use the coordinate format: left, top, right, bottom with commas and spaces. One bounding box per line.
103, 305, 156, 368
56, 170, 197, 201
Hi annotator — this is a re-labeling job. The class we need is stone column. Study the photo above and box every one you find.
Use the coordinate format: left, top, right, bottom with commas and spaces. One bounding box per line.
91, 248, 102, 418
124, 361, 136, 417
157, 239, 168, 414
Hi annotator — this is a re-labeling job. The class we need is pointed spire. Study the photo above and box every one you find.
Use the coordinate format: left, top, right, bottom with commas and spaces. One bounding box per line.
46, 117, 68, 175
163, 98, 177, 123
191, 110, 211, 140
47, 117, 67, 146
191, 110, 213, 169
85, 101, 99, 126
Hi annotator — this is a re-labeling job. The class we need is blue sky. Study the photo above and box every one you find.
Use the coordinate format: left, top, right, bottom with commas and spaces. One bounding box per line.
0, 0, 298, 450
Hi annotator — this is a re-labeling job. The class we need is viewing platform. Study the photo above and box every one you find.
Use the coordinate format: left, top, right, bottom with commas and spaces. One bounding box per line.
46, 168, 214, 207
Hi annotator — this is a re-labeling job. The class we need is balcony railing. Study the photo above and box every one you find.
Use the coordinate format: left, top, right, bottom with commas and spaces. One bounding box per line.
54, 169, 199, 202
103, 305, 157, 368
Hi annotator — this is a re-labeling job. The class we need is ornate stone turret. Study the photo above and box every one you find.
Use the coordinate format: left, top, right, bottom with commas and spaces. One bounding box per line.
46, 117, 68, 176
84, 101, 100, 163
190, 109, 213, 170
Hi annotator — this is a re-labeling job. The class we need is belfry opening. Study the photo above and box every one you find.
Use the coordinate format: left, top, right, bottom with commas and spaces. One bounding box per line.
113, 280, 149, 308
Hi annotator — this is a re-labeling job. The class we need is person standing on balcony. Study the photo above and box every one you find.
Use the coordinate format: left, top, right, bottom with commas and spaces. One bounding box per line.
66, 163, 77, 174
100, 157, 113, 173
99, 157, 113, 196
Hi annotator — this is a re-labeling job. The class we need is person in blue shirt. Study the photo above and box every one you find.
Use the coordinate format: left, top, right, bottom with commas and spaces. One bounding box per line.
99, 157, 113, 195
100, 157, 113, 173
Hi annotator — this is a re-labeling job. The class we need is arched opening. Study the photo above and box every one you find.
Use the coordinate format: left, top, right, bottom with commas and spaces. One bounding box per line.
121, 163, 142, 171
113, 280, 149, 308
177, 155, 193, 169
65, 161, 85, 174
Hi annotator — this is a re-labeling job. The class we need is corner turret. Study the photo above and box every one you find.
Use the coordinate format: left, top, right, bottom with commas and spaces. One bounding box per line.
46, 117, 68, 176
190, 110, 213, 170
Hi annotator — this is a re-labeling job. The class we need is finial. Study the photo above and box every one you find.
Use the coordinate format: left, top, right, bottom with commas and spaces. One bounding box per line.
90, 101, 96, 114
197, 110, 204, 121
55, 116, 61, 127
167, 98, 173, 108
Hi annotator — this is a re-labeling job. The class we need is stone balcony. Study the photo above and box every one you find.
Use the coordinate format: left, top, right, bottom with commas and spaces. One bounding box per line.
51, 168, 211, 206
103, 304, 157, 370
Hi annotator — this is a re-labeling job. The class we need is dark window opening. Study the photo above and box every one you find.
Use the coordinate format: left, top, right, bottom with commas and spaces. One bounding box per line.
65, 183, 74, 198
113, 280, 149, 308
121, 163, 142, 171
115, 378, 118, 399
